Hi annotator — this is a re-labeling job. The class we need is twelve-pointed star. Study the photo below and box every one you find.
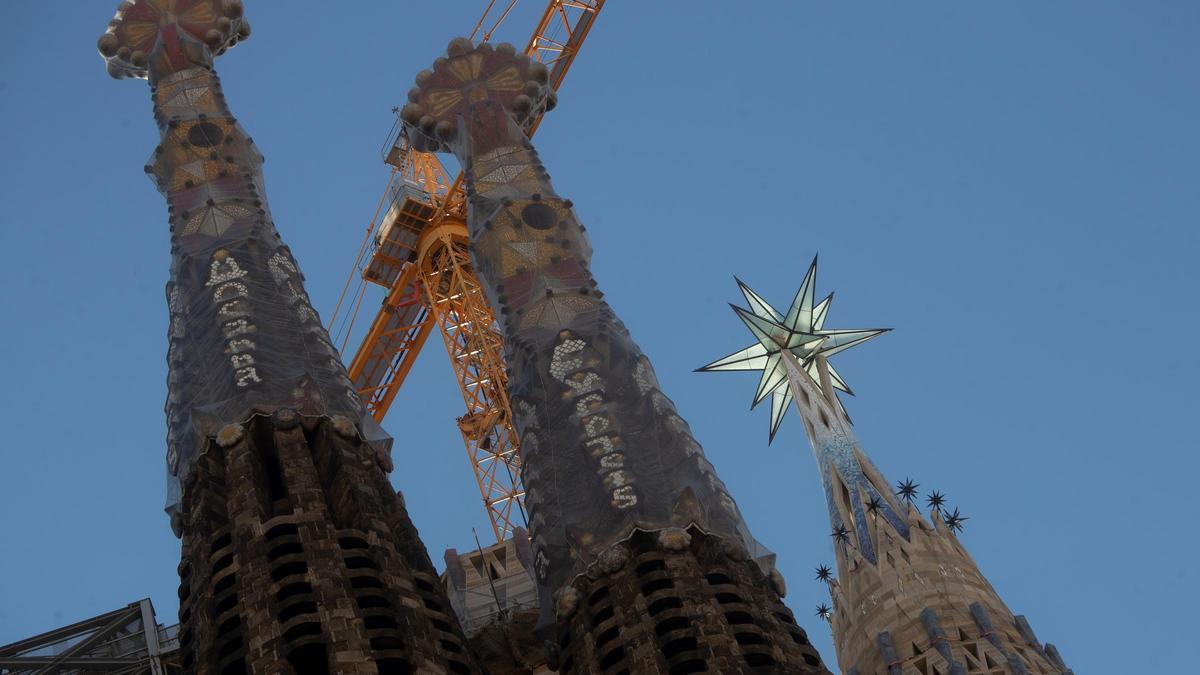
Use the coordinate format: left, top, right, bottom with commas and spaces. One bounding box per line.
815, 564, 833, 582
944, 507, 968, 533
698, 256, 888, 441
896, 478, 920, 505
816, 604, 833, 621
927, 490, 947, 513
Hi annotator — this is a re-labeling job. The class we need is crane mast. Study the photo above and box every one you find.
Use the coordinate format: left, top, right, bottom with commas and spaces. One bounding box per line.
334, 0, 605, 542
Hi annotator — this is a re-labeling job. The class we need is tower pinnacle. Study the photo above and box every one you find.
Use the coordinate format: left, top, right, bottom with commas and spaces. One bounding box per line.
98, 0, 249, 82
96, 3, 480, 672
704, 259, 1073, 674
402, 37, 832, 673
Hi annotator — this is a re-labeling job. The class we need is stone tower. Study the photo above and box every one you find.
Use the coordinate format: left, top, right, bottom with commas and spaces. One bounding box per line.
96, 2, 480, 673
703, 259, 1073, 675
400, 38, 831, 673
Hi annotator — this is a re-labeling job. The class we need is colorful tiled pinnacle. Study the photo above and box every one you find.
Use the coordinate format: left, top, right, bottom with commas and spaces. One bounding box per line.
401, 38, 831, 673
97, 3, 481, 672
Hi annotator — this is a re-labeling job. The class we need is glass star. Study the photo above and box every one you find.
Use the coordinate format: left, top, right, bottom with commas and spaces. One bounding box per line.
698, 255, 888, 441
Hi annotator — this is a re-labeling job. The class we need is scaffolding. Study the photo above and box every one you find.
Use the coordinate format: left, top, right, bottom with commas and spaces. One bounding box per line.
0, 599, 179, 674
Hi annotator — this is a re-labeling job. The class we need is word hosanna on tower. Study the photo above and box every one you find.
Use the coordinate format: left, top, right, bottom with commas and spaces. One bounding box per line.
82, 1, 1073, 673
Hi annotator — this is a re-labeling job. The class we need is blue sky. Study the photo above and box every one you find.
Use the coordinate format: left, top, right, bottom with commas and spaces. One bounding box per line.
1, 2, 1197, 671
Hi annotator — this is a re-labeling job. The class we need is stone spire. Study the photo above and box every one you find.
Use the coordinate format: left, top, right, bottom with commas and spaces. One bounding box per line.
97, 3, 480, 672
705, 260, 1072, 674
400, 38, 831, 673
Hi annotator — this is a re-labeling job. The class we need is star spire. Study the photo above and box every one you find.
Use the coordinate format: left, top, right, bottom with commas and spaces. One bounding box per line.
698, 256, 888, 441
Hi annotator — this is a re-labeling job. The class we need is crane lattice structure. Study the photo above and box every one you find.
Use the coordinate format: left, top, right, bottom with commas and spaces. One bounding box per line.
330, 0, 605, 542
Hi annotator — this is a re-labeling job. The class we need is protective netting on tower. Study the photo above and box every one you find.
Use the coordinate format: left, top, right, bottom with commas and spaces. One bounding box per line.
401, 39, 778, 627
97, 0, 391, 530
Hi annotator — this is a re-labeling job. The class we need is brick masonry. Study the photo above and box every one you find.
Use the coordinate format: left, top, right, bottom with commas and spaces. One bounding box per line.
551, 528, 831, 674
175, 413, 482, 674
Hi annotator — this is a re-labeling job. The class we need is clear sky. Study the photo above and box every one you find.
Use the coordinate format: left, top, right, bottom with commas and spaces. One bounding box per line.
1, 2, 1197, 672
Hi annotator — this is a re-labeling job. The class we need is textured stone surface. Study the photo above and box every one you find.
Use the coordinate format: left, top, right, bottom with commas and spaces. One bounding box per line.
554, 529, 829, 674
176, 415, 481, 673
779, 352, 1072, 675
825, 506, 1072, 675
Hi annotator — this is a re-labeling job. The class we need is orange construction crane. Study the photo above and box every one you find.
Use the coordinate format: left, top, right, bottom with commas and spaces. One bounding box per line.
330, 0, 605, 543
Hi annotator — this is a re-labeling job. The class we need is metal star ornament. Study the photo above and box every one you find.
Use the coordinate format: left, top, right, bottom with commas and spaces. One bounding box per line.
816, 604, 833, 621
944, 507, 968, 533
831, 525, 850, 545
927, 491, 947, 513
896, 478, 920, 505
698, 256, 888, 441
815, 565, 833, 583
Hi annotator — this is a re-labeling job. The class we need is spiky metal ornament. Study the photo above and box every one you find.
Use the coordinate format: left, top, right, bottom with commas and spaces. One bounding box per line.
896, 478, 920, 505
927, 490, 948, 513
698, 256, 887, 441
944, 507, 968, 533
